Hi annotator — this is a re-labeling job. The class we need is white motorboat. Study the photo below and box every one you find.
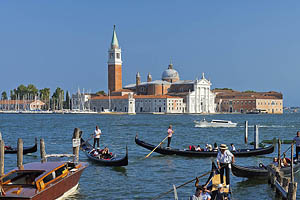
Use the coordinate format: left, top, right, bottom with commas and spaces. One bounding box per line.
194, 119, 237, 128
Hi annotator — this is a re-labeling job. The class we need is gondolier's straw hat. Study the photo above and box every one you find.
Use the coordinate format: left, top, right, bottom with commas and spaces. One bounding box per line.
220, 144, 228, 150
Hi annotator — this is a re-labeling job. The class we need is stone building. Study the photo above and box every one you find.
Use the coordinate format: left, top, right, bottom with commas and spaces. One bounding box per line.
214, 89, 283, 114
90, 26, 216, 114
0, 100, 45, 111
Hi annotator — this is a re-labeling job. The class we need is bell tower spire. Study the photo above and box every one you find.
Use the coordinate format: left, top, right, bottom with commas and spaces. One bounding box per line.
108, 25, 122, 93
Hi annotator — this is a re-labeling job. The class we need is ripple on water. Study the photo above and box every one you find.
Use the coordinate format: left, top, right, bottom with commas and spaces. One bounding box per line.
0, 113, 300, 199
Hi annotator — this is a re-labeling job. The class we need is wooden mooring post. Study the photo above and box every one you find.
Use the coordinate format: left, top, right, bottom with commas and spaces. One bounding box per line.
267, 141, 297, 200
244, 121, 248, 144
40, 138, 47, 163
0, 140, 4, 177
254, 125, 259, 149
72, 128, 81, 163
17, 138, 23, 169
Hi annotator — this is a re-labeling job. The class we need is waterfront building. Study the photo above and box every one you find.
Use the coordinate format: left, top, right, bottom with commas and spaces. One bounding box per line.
214, 89, 283, 114
89, 93, 184, 114
0, 100, 45, 111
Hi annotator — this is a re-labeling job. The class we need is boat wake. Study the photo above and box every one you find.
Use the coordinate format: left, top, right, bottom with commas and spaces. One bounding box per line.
238, 125, 295, 128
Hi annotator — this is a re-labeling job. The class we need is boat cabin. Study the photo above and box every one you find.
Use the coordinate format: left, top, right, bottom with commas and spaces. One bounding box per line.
0, 161, 79, 198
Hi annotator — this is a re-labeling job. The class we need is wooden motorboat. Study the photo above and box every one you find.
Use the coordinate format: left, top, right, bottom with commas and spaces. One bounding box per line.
232, 161, 300, 179
0, 161, 87, 199
5, 138, 38, 154
135, 135, 274, 157
80, 138, 128, 167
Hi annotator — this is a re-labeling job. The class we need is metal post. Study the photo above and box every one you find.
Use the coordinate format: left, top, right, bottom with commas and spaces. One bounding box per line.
0, 140, 4, 176
17, 138, 23, 169
244, 121, 248, 144
40, 139, 47, 163
254, 125, 259, 149
73, 128, 80, 163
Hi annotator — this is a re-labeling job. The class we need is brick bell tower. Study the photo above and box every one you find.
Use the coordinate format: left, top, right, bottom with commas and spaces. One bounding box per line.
108, 25, 122, 93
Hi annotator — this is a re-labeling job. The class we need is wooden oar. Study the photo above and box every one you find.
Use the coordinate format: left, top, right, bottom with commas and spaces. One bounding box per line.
152, 170, 212, 200
145, 136, 169, 158
81, 135, 94, 146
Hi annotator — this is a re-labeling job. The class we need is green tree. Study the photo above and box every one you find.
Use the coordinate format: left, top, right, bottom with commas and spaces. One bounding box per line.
10, 84, 38, 100
1, 91, 7, 100
52, 87, 64, 110
243, 90, 256, 93
96, 90, 107, 96
39, 88, 50, 110
64, 91, 70, 109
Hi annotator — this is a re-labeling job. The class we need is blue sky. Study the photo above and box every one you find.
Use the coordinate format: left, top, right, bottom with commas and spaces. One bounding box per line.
0, 1, 299, 106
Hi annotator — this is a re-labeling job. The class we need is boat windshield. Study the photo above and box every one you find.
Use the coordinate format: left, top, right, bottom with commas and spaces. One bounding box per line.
2, 170, 44, 186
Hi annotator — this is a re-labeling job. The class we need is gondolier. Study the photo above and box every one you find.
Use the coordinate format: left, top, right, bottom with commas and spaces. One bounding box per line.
216, 144, 235, 188
293, 131, 300, 161
167, 125, 174, 148
93, 125, 102, 148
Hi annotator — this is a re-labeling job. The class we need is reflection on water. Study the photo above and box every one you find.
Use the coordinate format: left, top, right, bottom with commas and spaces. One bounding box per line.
0, 113, 300, 199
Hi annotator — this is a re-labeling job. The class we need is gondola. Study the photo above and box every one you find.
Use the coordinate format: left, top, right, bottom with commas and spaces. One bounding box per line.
5, 137, 38, 154
204, 162, 231, 200
80, 138, 128, 167
135, 135, 274, 157
232, 161, 300, 179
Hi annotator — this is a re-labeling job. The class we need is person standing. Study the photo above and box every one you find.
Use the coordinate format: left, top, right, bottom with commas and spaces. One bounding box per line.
293, 131, 300, 161
167, 125, 174, 148
93, 125, 102, 148
216, 144, 235, 188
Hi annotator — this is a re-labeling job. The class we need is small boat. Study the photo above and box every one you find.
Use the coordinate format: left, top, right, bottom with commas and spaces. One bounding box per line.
80, 138, 128, 166
194, 119, 237, 128
135, 135, 274, 157
232, 161, 300, 179
5, 138, 38, 154
0, 161, 87, 199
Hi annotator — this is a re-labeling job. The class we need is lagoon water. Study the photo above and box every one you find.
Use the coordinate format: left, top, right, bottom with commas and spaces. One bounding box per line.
0, 113, 300, 200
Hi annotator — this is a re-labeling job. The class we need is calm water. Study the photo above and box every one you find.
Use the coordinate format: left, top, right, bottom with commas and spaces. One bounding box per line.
0, 113, 300, 200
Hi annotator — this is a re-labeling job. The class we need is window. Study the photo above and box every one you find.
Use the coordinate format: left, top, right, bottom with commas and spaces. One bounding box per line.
110, 53, 113, 59
116, 53, 120, 59
43, 173, 54, 184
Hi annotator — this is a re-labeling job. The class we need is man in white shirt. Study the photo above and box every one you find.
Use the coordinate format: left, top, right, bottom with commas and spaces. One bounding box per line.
216, 144, 235, 188
293, 131, 300, 161
93, 125, 102, 148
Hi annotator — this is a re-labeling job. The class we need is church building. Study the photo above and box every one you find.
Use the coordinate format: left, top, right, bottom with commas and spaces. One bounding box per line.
90, 26, 216, 114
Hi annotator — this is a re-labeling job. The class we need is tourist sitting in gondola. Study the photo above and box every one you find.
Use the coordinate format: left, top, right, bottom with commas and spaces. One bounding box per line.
4, 145, 12, 150
100, 147, 112, 159
215, 184, 230, 200
204, 144, 212, 151
282, 153, 291, 167
213, 143, 218, 152
195, 145, 202, 151
230, 143, 236, 152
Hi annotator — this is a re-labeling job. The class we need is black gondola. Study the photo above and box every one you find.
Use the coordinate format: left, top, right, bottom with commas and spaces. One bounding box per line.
135, 135, 274, 157
231, 161, 300, 179
5, 138, 37, 154
80, 138, 128, 167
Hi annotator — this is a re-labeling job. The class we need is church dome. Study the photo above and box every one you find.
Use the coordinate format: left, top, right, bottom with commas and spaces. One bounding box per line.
162, 63, 180, 82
